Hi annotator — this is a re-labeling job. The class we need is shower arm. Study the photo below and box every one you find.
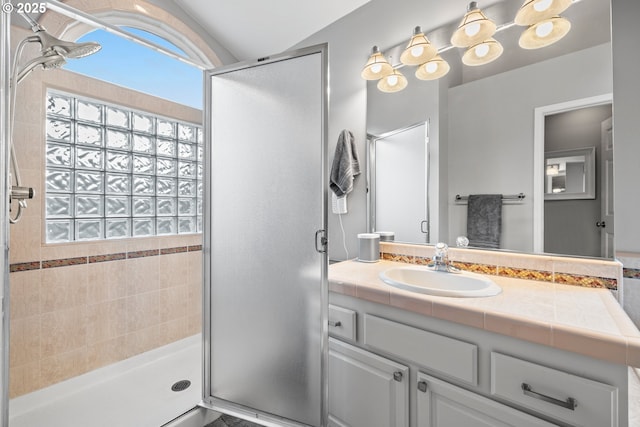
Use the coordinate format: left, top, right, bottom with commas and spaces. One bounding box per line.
17, 10, 46, 33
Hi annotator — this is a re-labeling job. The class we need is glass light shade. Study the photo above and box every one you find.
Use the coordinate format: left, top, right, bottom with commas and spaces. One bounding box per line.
450, 2, 497, 48
400, 26, 438, 66
462, 38, 504, 66
415, 55, 450, 80
377, 68, 408, 93
519, 16, 571, 49
361, 46, 393, 80
514, 0, 572, 26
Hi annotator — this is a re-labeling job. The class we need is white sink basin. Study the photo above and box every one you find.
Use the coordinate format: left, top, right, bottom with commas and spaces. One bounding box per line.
379, 266, 502, 297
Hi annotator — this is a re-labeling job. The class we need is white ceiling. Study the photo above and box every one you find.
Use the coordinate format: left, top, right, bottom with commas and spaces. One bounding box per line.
175, 0, 372, 61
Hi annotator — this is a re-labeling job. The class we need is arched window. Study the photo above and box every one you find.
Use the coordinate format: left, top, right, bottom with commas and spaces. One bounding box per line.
63, 27, 202, 109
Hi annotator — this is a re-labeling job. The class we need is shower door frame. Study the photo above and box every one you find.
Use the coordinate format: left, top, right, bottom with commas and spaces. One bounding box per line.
1, 10, 12, 427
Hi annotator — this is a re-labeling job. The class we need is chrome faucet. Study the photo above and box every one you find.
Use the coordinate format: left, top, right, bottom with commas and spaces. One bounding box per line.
428, 242, 459, 273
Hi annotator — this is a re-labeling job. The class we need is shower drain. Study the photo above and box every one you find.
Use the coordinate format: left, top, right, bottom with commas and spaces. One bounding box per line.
171, 379, 192, 392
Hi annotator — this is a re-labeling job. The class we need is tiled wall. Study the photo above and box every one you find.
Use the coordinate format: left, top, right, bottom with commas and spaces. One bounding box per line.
8, 25, 204, 398
380, 242, 624, 293
9, 236, 203, 398
618, 252, 640, 328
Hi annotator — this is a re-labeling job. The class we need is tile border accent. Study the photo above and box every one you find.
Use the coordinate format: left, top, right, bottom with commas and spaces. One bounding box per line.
9, 245, 203, 273
381, 252, 618, 291
624, 268, 640, 279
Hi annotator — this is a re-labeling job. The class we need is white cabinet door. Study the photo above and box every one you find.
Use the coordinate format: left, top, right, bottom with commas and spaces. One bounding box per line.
417, 373, 558, 427
328, 338, 408, 427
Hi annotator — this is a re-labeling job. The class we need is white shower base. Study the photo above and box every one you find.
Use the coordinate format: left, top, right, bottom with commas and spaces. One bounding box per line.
9, 335, 217, 427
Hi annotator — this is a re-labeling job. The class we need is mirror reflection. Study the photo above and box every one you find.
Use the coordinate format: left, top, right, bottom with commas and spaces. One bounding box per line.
366, 0, 613, 258
544, 147, 595, 199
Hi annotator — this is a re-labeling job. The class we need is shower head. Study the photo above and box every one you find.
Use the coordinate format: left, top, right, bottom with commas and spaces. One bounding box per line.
28, 29, 102, 59
16, 52, 66, 84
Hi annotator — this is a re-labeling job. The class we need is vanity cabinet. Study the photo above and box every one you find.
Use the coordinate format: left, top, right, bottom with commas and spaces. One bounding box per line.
328, 338, 409, 427
416, 373, 557, 427
328, 294, 628, 427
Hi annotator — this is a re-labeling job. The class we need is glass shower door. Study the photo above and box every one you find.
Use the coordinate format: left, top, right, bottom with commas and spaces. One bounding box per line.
202, 44, 328, 427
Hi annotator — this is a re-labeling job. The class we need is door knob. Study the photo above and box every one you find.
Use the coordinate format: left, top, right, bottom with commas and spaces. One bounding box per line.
596, 221, 606, 228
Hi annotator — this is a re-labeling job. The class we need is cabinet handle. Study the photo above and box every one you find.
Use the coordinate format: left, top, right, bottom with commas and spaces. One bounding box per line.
417, 381, 428, 393
393, 371, 403, 382
328, 320, 342, 327
521, 383, 577, 410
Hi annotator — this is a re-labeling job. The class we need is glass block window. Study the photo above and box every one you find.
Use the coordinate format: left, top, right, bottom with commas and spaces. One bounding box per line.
45, 90, 204, 243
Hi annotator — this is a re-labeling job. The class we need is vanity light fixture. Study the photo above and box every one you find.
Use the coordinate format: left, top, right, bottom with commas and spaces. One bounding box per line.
514, 0, 572, 26
462, 38, 504, 66
377, 68, 408, 93
361, 46, 393, 80
400, 26, 438, 66
450, 2, 497, 48
415, 55, 450, 80
519, 15, 571, 49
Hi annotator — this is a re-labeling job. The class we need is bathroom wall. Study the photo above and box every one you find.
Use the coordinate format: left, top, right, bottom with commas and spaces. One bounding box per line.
8, 26, 203, 398
296, 0, 640, 324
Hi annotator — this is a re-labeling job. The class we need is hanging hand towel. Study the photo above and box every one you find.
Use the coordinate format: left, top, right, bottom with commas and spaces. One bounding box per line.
330, 130, 361, 197
466, 194, 502, 249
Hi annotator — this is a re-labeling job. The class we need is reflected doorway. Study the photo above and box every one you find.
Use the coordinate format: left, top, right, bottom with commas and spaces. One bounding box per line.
533, 95, 613, 258
367, 122, 430, 243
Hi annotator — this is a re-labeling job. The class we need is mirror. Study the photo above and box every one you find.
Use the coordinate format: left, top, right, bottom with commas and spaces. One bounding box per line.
366, 0, 613, 257
544, 147, 595, 200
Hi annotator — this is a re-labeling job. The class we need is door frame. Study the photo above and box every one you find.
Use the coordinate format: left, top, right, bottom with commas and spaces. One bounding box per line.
532, 93, 613, 253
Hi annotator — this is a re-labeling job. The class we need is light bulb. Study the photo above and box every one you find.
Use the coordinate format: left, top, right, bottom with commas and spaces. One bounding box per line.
425, 62, 439, 73
475, 43, 490, 57
536, 21, 554, 38
534, 0, 553, 12
411, 45, 424, 57
387, 75, 398, 86
465, 22, 481, 37
370, 63, 382, 74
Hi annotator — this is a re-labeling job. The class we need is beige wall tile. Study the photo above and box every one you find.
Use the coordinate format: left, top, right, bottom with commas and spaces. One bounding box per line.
9, 214, 42, 263
10, 361, 42, 398
125, 325, 162, 358
10, 270, 42, 320
40, 348, 88, 388
41, 307, 88, 358
160, 286, 188, 323
126, 292, 160, 333
10, 316, 41, 367
160, 252, 191, 289
86, 299, 127, 345
86, 336, 128, 372
40, 264, 88, 313
126, 256, 160, 296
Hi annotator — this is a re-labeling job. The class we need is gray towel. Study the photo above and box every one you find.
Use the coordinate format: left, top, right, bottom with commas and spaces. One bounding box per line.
467, 194, 502, 249
330, 130, 360, 197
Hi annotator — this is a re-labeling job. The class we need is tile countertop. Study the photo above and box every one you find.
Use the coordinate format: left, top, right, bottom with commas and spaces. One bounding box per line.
329, 259, 640, 368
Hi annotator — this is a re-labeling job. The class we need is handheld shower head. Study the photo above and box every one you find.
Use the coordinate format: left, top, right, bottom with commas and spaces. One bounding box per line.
16, 52, 66, 84
29, 30, 102, 59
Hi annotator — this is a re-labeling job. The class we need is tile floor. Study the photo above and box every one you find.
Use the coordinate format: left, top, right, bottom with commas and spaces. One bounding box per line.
206, 414, 262, 427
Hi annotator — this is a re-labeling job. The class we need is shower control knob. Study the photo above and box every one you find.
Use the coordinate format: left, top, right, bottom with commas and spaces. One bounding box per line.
596, 221, 606, 228
10, 186, 34, 201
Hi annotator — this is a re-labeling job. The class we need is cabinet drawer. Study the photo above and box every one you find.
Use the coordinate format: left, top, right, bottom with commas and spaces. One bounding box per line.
417, 372, 558, 427
364, 315, 478, 386
328, 305, 356, 342
491, 352, 618, 427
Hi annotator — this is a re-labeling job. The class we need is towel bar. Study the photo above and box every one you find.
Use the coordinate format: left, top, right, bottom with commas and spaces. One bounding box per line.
455, 193, 525, 202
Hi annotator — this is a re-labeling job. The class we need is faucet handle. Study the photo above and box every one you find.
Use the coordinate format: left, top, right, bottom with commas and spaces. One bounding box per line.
434, 242, 448, 258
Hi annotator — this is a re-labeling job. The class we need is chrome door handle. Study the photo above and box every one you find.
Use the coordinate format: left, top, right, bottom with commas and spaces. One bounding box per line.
420, 220, 428, 234
315, 229, 327, 253
328, 320, 341, 327
521, 383, 577, 410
